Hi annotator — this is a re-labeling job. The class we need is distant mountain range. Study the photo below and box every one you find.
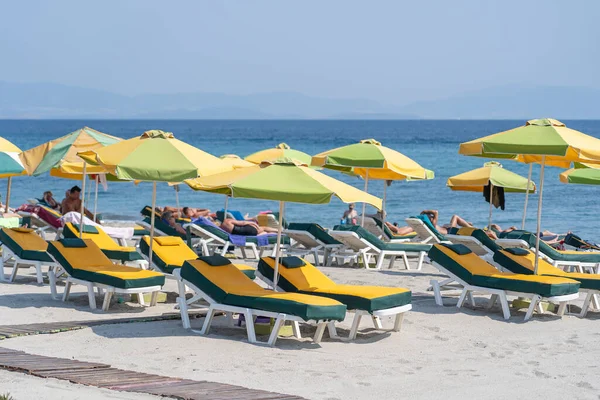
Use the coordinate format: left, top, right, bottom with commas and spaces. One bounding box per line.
1, 81, 600, 119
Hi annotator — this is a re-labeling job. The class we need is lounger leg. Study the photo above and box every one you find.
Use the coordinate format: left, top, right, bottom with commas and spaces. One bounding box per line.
467, 291, 476, 308
62, 281, 72, 302
536, 301, 545, 315
349, 312, 363, 340
313, 322, 326, 344
487, 294, 498, 309
499, 292, 511, 320
137, 292, 146, 306
556, 301, 567, 317
267, 315, 284, 346
431, 280, 443, 306
580, 292, 594, 318
201, 241, 210, 257
401, 253, 410, 270
291, 321, 302, 339
393, 313, 404, 332
87, 283, 97, 310
591, 294, 600, 311
0, 253, 5, 282
312, 249, 319, 266
371, 315, 383, 329
150, 291, 158, 306
524, 295, 541, 321
177, 296, 191, 329
48, 269, 58, 299
102, 291, 113, 311
9, 262, 19, 283
374, 254, 385, 270
35, 262, 43, 285
326, 321, 339, 339
240, 248, 247, 259
245, 310, 257, 344
416, 252, 425, 271
457, 289, 469, 308
200, 305, 216, 334
225, 312, 235, 327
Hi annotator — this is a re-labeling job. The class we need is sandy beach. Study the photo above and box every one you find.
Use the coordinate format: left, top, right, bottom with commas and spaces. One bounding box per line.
2, 256, 599, 400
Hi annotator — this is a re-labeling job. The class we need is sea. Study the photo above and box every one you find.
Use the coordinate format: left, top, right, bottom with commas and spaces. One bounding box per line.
0, 120, 599, 241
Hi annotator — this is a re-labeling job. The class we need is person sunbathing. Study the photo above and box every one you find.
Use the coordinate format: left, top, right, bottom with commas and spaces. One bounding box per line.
220, 218, 278, 236
392, 209, 473, 236
161, 211, 187, 235
42, 191, 61, 211
489, 224, 568, 244
61, 186, 95, 221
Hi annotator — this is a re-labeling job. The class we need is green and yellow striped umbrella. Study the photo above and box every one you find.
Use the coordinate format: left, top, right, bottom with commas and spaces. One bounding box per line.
560, 164, 600, 185
0, 137, 26, 209
220, 154, 255, 169
245, 143, 313, 166
20, 126, 121, 179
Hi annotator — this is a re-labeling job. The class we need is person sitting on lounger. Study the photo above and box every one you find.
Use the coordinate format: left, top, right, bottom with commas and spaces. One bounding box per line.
392, 209, 474, 236
61, 186, 95, 221
42, 191, 61, 211
220, 218, 278, 236
161, 211, 187, 235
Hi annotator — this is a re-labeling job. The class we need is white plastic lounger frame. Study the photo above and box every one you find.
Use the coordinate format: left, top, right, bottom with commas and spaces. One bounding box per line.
329, 230, 426, 271
495, 238, 600, 274
429, 260, 579, 321
283, 228, 344, 267
0, 246, 58, 284
174, 269, 330, 346
47, 263, 162, 311
16, 211, 60, 240
255, 270, 411, 340
445, 234, 494, 259
405, 218, 449, 244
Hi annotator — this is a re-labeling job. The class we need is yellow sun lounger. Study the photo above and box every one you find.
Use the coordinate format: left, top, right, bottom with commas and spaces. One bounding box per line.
138, 235, 255, 279
428, 243, 580, 321
62, 223, 147, 269
0, 227, 57, 285
47, 238, 165, 311
494, 248, 600, 318
174, 255, 346, 346
257, 256, 411, 340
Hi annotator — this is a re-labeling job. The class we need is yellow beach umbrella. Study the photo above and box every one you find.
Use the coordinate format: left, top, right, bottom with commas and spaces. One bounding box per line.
245, 143, 313, 165
220, 154, 255, 169
312, 139, 433, 226
459, 118, 600, 273
0, 137, 26, 210
186, 158, 381, 288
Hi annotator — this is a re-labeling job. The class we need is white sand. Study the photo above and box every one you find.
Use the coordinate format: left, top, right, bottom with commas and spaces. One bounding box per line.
1, 259, 600, 400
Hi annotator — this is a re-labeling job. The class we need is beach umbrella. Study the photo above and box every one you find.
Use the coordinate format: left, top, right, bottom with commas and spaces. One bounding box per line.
560, 164, 600, 185
245, 143, 313, 166
185, 158, 381, 288
459, 118, 600, 273
0, 137, 26, 210
312, 139, 433, 226
220, 154, 255, 169
447, 161, 536, 228
78, 130, 232, 259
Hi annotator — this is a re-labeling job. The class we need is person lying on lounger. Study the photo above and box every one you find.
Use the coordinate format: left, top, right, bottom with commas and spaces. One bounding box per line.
161, 211, 187, 235
220, 218, 278, 236
489, 224, 567, 244
393, 209, 474, 236
42, 191, 61, 211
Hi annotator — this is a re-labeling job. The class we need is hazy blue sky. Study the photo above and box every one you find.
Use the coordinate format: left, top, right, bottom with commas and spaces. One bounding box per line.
1, 1, 598, 104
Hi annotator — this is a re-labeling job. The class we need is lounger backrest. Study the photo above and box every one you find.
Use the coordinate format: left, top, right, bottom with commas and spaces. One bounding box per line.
454, 227, 501, 253
502, 232, 562, 259
406, 216, 445, 243
142, 217, 186, 239
493, 248, 561, 276
362, 217, 385, 238
47, 239, 114, 275
258, 256, 336, 292
287, 223, 341, 246
181, 258, 261, 303
428, 244, 500, 284
192, 221, 229, 241
139, 235, 196, 269
62, 223, 120, 250
333, 224, 384, 249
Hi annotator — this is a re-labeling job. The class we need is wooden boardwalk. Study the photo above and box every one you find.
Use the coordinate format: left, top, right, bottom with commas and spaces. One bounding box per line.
0, 347, 305, 399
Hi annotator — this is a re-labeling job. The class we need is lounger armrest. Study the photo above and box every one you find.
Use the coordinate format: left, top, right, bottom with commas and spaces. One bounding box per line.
496, 239, 529, 249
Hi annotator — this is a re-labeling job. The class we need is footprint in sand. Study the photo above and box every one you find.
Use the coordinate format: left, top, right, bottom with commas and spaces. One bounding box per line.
357, 382, 372, 387
533, 370, 551, 379
434, 335, 449, 342
526, 361, 540, 366
576, 381, 594, 390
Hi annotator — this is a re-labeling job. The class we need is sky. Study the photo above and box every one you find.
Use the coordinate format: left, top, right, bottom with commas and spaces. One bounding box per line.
1, 1, 598, 105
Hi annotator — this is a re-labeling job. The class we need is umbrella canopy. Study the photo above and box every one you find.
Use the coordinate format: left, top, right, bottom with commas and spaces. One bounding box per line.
459, 119, 600, 168
459, 118, 600, 273
245, 143, 313, 166
20, 126, 121, 179
78, 130, 231, 182
186, 158, 381, 288
447, 161, 536, 193
220, 154, 255, 169
0, 137, 25, 179
560, 166, 600, 185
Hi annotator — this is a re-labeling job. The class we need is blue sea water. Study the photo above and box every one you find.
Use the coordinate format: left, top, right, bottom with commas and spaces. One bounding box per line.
0, 119, 599, 240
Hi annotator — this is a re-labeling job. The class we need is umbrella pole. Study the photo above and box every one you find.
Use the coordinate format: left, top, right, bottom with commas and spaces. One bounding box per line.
223, 196, 229, 221
488, 182, 493, 230
149, 182, 157, 265
174, 185, 180, 215
382, 181, 387, 228
361, 170, 369, 226
272, 201, 285, 290
534, 157, 546, 274
522, 163, 532, 230
79, 162, 87, 239
93, 175, 99, 222
5, 177, 11, 211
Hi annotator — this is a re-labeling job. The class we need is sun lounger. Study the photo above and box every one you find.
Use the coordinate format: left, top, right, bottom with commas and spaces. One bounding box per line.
47, 238, 165, 311
404, 215, 449, 244
493, 248, 600, 318
428, 243, 579, 320
174, 255, 346, 346
329, 225, 431, 270
257, 256, 411, 340
62, 223, 147, 269
137, 216, 189, 240
138, 235, 255, 279
495, 231, 600, 273
0, 227, 57, 285
216, 209, 245, 222
563, 233, 600, 252
445, 227, 501, 260
256, 213, 288, 230
284, 223, 347, 266
17, 204, 62, 239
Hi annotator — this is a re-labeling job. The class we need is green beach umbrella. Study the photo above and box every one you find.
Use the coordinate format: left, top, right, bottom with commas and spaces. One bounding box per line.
0, 137, 26, 210
560, 165, 600, 185
459, 118, 600, 273
186, 158, 382, 288
245, 143, 313, 166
